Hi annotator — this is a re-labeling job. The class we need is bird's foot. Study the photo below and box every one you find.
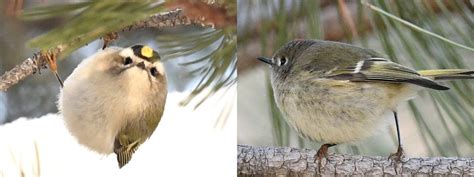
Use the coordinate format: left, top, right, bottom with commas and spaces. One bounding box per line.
388, 145, 405, 174
388, 145, 405, 162
314, 144, 335, 174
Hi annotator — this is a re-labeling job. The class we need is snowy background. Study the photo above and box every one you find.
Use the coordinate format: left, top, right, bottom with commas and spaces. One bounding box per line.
0, 87, 236, 177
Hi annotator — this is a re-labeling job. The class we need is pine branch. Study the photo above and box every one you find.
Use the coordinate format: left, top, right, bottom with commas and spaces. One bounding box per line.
238, 145, 474, 176
237, 1, 367, 73
237, 0, 470, 73
166, 0, 236, 28
0, 57, 44, 91
0, 9, 200, 92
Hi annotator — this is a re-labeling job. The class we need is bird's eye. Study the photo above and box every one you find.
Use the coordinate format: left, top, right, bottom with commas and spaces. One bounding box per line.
123, 57, 133, 65
280, 57, 287, 65
150, 67, 158, 77
275, 57, 287, 66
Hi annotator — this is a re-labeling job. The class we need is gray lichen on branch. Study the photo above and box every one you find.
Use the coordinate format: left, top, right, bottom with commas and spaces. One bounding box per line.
0, 9, 205, 92
122, 8, 209, 31
237, 145, 474, 176
0, 56, 44, 91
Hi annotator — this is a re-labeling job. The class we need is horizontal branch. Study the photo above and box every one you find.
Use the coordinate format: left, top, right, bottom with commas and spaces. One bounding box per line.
165, 0, 236, 29
0, 57, 44, 91
121, 9, 199, 32
0, 9, 200, 92
237, 145, 474, 176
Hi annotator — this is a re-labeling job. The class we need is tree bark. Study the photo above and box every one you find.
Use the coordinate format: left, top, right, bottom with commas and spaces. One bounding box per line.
237, 145, 474, 176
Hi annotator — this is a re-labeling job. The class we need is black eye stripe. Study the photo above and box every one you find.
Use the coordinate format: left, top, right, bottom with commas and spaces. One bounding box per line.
124, 57, 133, 65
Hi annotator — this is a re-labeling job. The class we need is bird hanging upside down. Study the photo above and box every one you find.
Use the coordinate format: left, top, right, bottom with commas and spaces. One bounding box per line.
59, 45, 167, 168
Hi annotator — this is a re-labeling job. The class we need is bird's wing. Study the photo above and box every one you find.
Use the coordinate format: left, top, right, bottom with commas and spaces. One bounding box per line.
324, 58, 449, 90
114, 133, 143, 168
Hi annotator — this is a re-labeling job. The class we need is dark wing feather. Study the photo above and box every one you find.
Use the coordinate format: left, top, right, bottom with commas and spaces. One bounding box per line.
326, 58, 449, 90
114, 134, 142, 168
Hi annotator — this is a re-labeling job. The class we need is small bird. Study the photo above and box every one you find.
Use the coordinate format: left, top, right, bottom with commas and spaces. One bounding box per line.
258, 39, 473, 167
59, 45, 167, 168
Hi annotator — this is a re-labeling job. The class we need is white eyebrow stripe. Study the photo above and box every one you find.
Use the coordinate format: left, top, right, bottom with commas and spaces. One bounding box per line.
353, 60, 365, 73
155, 62, 166, 75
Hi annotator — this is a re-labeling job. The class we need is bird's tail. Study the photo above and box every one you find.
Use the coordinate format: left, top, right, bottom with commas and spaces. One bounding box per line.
418, 69, 474, 80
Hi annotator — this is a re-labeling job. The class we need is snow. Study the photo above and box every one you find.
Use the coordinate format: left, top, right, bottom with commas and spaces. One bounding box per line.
0, 86, 236, 177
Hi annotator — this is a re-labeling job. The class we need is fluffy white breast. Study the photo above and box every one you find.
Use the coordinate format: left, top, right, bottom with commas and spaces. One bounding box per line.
59, 48, 145, 154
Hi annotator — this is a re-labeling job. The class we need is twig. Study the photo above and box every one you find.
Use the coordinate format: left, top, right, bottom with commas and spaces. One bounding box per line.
0, 9, 199, 92
237, 1, 469, 74
166, 0, 236, 29
238, 145, 474, 176
121, 9, 200, 31
361, 0, 474, 52
0, 55, 44, 91
237, 1, 368, 73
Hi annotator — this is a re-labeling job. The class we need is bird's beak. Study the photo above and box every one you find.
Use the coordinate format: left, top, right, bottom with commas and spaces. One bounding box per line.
257, 57, 273, 65
136, 61, 146, 69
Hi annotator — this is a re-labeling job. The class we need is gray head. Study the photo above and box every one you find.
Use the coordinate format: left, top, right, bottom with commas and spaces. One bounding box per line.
258, 39, 380, 82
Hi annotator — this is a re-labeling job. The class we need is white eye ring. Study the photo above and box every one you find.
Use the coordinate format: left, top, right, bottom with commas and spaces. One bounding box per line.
280, 57, 287, 65
273, 57, 287, 66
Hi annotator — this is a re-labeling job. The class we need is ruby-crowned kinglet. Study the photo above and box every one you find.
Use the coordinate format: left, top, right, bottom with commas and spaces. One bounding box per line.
258, 39, 473, 165
59, 45, 167, 168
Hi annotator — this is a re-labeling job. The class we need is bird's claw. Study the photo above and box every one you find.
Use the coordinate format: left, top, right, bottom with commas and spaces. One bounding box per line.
389, 145, 405, 162
389, 145, 405, 174
314, 144, 334, 174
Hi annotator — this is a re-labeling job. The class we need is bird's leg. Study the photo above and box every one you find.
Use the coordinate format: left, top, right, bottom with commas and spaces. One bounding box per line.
315, 143, 336, 173
389, 111, 405, 174
389, 111, 405, 161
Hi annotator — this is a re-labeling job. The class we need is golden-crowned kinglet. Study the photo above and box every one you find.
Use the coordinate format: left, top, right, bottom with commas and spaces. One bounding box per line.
258, 39, 473, 164
59, 45, 167, 168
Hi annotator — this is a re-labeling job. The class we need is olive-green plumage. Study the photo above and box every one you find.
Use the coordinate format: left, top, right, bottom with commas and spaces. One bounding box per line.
258, 39, 473, 163
114, 103, 165, 168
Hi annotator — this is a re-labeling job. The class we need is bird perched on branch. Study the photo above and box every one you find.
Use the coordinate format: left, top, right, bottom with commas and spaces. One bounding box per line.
258, 39, 473, 170
59, 45, 167, 168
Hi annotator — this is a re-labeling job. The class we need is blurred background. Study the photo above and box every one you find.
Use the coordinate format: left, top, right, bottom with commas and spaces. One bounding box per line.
238, 0, 473, 157
0, 0, 236, 176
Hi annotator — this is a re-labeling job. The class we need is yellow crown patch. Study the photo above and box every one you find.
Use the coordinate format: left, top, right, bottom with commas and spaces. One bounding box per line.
141, 46, 153, 58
